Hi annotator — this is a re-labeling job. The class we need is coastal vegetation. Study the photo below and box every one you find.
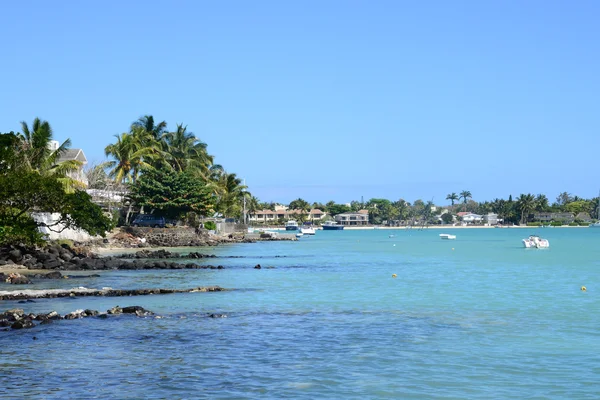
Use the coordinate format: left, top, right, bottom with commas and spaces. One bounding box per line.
1, 115, 599, 247
0, 120, 112, 246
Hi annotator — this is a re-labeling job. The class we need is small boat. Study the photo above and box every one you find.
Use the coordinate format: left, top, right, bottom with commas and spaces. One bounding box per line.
522, 235, 549, 248
300, 227, 316, 235
322, 221, 344, 230
389, 234, 396, 238
295, 232, 303, 238
285, 220, 299, 231
439, 234, 456, 240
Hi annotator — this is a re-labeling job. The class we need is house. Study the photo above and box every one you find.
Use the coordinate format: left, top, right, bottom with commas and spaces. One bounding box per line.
461, 213, 483, 223
483, 213, 502, 225
335, 209, 369, 226
51, 141, 88, 187
533, 212, 575, 223
249, 208, 326, 223
575, 212, 592, 222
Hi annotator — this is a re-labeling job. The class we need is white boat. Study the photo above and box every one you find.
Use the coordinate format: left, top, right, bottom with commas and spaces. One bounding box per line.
285, 220, 299, 231
522, 235, 549, 248
439, 234, 456, 240
300, 226, 316, 235
295, 232, 304, 238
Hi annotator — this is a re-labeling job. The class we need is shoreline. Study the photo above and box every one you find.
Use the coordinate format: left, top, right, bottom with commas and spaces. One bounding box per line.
260, 225, 589, 231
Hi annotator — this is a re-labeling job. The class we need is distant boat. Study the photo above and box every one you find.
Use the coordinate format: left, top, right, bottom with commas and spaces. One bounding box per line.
322, 221, 344, 230
439, 234, 456, 240
285, 220, 299, 231
295, 232, 303, 238
522, 235, 549, 248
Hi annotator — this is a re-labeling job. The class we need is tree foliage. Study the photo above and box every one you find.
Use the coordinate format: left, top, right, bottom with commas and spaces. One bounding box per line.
0, 171, 112, 245
128, 168, 215, 220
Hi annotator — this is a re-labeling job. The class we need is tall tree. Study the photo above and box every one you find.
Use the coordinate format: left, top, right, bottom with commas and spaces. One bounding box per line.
17, 118, 83, 189
459, 190, 472, 211
516, 193, 536, 224
446, 192, 459, 206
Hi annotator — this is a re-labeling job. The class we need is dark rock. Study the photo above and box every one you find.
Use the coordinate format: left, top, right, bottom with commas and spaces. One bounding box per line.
11, 320, 35, 329
44, 271, 63, 279
122, 306, 153, 316
40, 319, 53, 325
208, 313, 227, 318
8, 249, 23, 263
97, 313, 108, 319
0, 320, 12, 327
254, 264, 261, 269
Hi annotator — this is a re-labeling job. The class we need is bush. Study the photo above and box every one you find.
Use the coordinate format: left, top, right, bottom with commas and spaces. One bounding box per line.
527, 222, 542, 226
204, 221, 216, 231
550, 221, 563, 226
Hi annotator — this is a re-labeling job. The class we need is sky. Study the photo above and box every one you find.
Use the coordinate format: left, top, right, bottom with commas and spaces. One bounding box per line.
1, 1, 599, 205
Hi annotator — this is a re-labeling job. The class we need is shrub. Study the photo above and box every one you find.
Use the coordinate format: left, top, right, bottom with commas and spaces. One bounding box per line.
204, 221, 217, 231
527, 222, 542, 226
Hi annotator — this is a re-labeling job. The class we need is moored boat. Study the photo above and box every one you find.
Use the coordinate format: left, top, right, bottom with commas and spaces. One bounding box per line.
285, 220, 299, 231
322, 221, 344, 230
300, 226, 316, 235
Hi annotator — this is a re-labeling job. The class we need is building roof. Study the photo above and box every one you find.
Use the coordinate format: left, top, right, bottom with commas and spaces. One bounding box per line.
57, 148, 87, 164
357, 209, 369, 214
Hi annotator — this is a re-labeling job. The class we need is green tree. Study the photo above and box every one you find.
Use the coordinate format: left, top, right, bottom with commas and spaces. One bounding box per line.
516, 193, 536, 224
535, 194, 550, 212
446, 192, 459, 207
17, 118, 83, 190
441, 212, 453, 224
162, 123, 214, 177
327, 203, 351, 216
459, 190, 472, 211
128, 168, 214, 220
0, 171, 112, 245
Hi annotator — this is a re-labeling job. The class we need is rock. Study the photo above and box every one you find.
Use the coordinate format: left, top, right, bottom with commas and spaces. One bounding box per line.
122, 306, 153, 316
107, 306, 122, 315
208, 313, 227, 318
254, 264, 261, 269
84, 309, 99, 317
97, 313, 108, 319
44, 271, 63, 279
8, 249, 23, 263
11, 320, 35, 329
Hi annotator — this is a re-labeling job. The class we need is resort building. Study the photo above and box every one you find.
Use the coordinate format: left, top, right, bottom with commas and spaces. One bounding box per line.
334, 210, 369, 226
533, 212, 575, 223
249, 208, 326, 223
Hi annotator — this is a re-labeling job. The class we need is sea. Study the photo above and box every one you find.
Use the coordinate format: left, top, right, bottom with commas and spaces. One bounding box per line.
1, 227, 599, 399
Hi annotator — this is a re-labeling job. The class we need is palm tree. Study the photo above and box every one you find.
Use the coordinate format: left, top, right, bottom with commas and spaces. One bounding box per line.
133, 115, 168, 141
516, 193, 536, 225
162, 124, 214, 177
459, 190, 472, 211
214, 172, 248, 218
446, 193, 459, 207
17, 118, 83, 189
535, 194, 549, 212
104, 127, 159, 184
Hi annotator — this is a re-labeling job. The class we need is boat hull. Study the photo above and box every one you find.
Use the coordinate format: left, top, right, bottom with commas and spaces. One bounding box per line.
322, 225, 344, 230
522, 238, 550, 248
285, 226, 298, 231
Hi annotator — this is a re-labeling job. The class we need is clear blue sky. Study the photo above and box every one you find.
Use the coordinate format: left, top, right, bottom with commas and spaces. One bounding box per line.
1, 1, 599, 205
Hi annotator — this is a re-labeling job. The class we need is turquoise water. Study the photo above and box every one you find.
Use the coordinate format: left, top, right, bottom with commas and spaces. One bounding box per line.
1, 228, 600, 399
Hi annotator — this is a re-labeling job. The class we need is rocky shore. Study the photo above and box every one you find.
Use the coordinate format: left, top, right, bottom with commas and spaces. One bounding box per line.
0, 245, 231, 273
0, 285, 226, 300
1, 305, 228, 331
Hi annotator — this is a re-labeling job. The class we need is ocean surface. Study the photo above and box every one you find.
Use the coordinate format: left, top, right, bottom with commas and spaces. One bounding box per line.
1, 227, 599, 399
